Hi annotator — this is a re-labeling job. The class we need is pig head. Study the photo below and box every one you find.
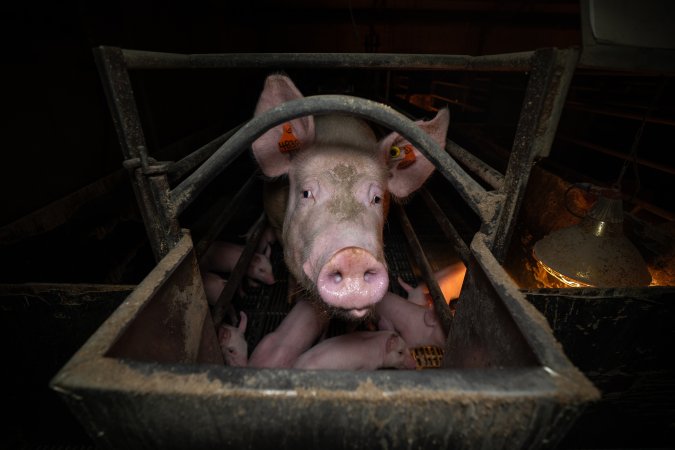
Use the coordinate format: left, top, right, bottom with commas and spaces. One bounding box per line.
251, 74, 449, 319
217, 311, 248, 367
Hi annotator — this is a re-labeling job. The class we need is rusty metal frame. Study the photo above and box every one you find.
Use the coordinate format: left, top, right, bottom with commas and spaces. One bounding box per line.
93, 47, 576, 265
487, 48, 579, 262
92, 44, 581, 358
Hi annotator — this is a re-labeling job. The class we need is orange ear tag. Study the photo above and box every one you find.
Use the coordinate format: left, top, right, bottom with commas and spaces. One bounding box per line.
396, 144, 416, 169
278, 122, 301, 153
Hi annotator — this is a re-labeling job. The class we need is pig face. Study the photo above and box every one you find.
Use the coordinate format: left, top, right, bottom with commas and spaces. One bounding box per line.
284, 143, 390, 319
383, 333, 418, 370
252, 75, 449, 319
246, 245, 275, 287
218, 311, 248, 367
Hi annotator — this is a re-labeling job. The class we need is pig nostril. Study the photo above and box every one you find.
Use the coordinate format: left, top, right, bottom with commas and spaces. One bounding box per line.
331, 272, 343, 283
363, 270, 378, 282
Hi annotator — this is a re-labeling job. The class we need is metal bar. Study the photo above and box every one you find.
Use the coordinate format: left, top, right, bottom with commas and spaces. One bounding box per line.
144, 165, 182, 258
120, 162, 169, 261
488, 48, 579, 262
171, 95, 489, 220
419, 188, 471, 264
394, 203, 453, 336
167, 123, 245, 183
94, 46, 174, 261
530, 48, 580, 160
194, 174, 261, 259
93, 47, 147, 160
445, 139, 504, 190
211, 213, 267, 325
119, 48, 535, 72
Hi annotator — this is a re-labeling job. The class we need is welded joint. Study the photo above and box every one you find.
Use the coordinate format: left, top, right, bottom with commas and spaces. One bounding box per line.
122, 156, 173, 175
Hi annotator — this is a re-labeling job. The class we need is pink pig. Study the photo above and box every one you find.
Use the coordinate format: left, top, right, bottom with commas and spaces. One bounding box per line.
217, 311, 248, 367
202, 271, 228, 306
248, 297, 329, 369
398, 261, 467, 307
293, 331, 417, 371
251, 74, 449, 319
252, 224, 278, 256
199, 241, 275, 301
374, 291, 446, 348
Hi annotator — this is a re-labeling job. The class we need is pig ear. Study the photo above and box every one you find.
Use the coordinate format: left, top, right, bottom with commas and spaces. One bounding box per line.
423, 310, 438, 327
238, 311, 248, 332
251, 75, 316, 178
379, 108, 449, 199
385, 333, 400, 353
218, 326, 232, 344
397, 276, 414, 294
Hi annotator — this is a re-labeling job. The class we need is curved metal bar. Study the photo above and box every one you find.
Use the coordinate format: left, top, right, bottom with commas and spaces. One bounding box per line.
170, 95, 488, 218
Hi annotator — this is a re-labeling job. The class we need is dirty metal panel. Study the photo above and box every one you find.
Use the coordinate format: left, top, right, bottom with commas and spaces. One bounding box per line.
99, 231, 221, 365
525, 286, 675, 447
51, 229, 598, 450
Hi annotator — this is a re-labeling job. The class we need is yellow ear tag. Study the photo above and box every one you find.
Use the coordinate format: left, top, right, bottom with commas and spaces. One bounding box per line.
396, 144, 416, 169
278, 122, 301, 153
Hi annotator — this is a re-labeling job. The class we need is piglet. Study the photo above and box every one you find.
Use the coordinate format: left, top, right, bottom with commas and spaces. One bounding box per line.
199, 241, 275, 301
374, 291, 446, 348
293, 331, 417, 371
247, 224, 278, 256
248, 297, 329, 368
398, 261, 467, 307
202, 271, 228, 305
217, 311, 248, 367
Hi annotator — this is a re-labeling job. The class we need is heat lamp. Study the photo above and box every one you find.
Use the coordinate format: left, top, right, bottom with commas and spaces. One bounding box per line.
533, 186, 652, 288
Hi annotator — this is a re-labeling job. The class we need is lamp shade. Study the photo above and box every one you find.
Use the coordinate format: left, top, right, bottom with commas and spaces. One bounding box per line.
533, 189, 652, 287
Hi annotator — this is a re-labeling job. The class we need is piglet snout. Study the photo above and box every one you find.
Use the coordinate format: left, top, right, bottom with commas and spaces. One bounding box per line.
316, 247, 388, 314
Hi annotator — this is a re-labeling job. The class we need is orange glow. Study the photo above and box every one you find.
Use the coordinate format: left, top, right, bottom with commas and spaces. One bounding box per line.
536, 259, 592, 288
435, 263, 467, 302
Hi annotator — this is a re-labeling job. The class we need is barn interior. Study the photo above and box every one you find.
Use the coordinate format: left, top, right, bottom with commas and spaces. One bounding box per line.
1, 1, 674, 449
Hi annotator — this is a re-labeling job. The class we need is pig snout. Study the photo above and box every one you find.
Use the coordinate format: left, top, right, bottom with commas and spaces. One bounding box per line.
314, 247, 388, 316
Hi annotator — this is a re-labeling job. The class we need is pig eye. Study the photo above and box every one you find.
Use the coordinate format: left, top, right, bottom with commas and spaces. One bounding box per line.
372, 195, 382, 205
302, 190, 313, 199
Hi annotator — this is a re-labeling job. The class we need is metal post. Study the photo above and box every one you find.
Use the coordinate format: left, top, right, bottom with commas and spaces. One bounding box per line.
487, 47, 579, 262
394, 203, 453, 336
94, 47, 179, 261
211, 213, 267, 326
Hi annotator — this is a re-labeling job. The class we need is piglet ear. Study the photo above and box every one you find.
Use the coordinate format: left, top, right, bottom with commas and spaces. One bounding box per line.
251, 75, 316, 178
385, 333, 399, 353
218, 326, 232, 345
379, 108, 449, 199
238, 311, 248, 332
